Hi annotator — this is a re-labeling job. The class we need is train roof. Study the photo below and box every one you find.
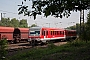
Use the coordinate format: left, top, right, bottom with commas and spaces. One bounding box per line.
30, 26, 42, 28
30, 26, 42, 30
0, 26, 14, 32
30, 27, 76, 31
42, 27, 64, 30
18, 28, 29, 32
0, 26, 29, 32
30, 27, 65, 31
65, 29, 76, 32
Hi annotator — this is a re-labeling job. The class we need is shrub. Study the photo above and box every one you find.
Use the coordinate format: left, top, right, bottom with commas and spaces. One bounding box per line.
0, 39, 7, 60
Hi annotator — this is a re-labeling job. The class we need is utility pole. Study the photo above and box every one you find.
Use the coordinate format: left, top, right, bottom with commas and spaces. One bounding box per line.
1, 13, 2, 20
80, 9, 84, 35
3, 13, 6, 18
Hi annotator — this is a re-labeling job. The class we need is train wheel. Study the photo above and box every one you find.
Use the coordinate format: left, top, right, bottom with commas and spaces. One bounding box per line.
10, 40, 14, 44
40, 42, 45, 46
14, 40, 16, 44
31, 40, 35, 47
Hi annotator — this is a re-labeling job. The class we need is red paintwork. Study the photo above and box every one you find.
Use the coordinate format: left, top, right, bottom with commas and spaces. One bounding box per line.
28, 27, 77, 43
0, 26, 29, 42
65, 29, 77, 37
0, 26, 14, 32
0, 26, 14, 40
19, 28, 29, 40
19, 28, 29, 32
40, 27, 65, 39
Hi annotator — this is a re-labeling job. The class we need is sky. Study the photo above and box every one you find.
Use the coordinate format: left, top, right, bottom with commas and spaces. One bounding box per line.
0, 0, 89, 28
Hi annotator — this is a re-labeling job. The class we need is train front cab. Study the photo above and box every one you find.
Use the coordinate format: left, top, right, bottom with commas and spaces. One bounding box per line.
28, 27, 41, 45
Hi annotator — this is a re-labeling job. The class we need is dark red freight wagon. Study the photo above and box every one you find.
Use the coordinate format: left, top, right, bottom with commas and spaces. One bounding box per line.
12, 27, 29, 43
20, 28, 29, 41
0, 26, 29, 43
0, 26, 14, 42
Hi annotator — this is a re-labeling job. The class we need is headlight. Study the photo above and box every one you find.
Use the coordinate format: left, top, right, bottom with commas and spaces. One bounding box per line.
36, 38, 40, 41
28, 38, 31, 41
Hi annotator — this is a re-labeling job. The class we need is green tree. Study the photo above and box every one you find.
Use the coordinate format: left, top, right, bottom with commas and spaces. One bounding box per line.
19, 19, 28, 28
66, 25, 76, 30
10, 18, 19, 27
18, 0, 90, 19
78, 11, 90, 42
84, 11, 90, 41
0, 18, 10, 26
30, 24, 37, 27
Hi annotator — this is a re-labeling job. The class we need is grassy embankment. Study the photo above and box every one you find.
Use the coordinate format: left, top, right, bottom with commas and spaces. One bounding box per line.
7, 40, 90, 60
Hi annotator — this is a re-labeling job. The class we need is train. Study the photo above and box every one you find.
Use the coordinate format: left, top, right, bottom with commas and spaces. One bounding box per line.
28, 27, 77, 45
0, 26, 77, 45
0, 26, 29, 43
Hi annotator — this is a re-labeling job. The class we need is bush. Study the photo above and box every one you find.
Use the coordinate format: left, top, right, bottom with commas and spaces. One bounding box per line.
0, 39, 7, 60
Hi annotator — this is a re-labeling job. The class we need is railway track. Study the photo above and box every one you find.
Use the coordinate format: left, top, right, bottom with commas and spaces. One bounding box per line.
6, 41, 67, 57
7, 41, 67, 50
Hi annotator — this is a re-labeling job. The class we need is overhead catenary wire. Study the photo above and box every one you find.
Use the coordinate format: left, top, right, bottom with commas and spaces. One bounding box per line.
0, 10, 18, 14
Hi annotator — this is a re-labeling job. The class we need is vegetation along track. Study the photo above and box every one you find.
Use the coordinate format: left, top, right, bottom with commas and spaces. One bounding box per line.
6, 41, 67, 56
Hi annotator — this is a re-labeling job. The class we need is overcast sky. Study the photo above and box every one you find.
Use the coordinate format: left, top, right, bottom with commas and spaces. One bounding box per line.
0, 0, 89, 28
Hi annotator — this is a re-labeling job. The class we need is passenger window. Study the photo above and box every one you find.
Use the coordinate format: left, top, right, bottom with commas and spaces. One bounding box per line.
55, 31, 56, 35
53, 31, 54, 35
44, 31, 45, 36
51, 31, 52, 35
60, 31, 61, 35
57, 31, 58, 35
46, 31, 48, 35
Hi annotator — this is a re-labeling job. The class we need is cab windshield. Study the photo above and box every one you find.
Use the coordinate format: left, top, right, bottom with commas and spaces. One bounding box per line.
30, 31, 40, 36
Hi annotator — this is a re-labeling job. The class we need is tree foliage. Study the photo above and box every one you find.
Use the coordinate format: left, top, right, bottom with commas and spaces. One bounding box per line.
10, 18, 19, 27
30, 24, 37, 27
84, 11, 90, 40
66, 11, 90, 42
0, 18, 28, 28
19, 19, 28, 28
18, 0, 90, 19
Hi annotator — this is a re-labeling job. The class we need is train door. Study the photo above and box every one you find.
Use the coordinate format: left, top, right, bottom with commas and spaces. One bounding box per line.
43, 30, 48, 38
42, 30, 48, 43
44, 30, 46, 39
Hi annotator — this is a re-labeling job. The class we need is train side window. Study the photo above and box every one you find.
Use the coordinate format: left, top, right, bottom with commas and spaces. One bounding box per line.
56, 31, 58, 35
63, 31, 64, 35
53, 31, 54, 35
44, 31, 45, 36
57, 31, 58, 35
55, 31, 56, 35
58, 31, 59, 35
60, 31, 61, 35
46, 31, 48, 35
51, 31, 52, 35
50, 31, 51, 35
61, 31, 64, 35
58, 31, 60, 35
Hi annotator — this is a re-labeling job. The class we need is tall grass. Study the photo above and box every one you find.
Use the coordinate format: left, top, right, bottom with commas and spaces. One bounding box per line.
7, 40, 90, 60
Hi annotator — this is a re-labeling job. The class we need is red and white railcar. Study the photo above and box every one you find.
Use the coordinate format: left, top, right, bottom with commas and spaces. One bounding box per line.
65, 29, 77, 40
28, 27, 77, 44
